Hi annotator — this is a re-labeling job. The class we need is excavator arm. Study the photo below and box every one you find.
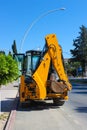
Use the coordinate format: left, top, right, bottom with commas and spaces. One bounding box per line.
32, 34, 72, 99
45, 34, 72, 90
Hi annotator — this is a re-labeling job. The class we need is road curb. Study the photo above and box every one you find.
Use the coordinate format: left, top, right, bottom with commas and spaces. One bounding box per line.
4, 92, 19, 130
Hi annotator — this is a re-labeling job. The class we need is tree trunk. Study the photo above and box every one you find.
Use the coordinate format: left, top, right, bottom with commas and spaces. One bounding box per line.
85, 62, 87, 77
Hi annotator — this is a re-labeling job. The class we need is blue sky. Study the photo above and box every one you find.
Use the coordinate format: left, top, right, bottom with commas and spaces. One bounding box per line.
0, 0, 87, 58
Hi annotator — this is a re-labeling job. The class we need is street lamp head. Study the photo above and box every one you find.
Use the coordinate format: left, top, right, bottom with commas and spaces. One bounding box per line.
60, 8, 66, 10
20, 7, 66, 52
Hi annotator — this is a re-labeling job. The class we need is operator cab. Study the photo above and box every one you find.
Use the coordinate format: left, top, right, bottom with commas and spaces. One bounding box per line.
13, 50, 41, 76
26, 50, 41, 76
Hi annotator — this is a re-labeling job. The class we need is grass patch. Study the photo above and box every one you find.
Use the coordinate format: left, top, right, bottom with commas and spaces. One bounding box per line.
0, 113, 9, 121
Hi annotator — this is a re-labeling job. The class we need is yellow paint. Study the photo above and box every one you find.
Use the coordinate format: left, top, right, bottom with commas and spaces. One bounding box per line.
19, 34, 72, 102
32, 34, 72, 100
20, 75, 25, 102
32, 52, 51, 99
45, 34, 72, 90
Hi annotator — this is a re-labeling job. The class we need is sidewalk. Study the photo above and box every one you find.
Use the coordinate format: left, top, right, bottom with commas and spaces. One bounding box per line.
0, 81, 19, 130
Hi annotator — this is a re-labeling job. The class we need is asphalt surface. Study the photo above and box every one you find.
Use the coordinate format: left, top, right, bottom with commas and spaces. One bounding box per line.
13, 82, 87, 130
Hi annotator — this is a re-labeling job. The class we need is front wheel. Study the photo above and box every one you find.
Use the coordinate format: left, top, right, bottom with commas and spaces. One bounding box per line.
53, 98, 65, 106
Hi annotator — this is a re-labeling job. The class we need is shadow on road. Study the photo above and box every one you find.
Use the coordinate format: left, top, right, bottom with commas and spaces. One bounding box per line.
17, 100, 60, 112
1, 98, 15, 112
72, 91, 87, 94
71, 83, 87, 95
1, 97, 18, 113
72, 87, 87, 90
75, 107, 87, 113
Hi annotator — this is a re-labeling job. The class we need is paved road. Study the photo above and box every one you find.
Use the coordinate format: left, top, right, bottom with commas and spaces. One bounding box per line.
13, 83, 87, 130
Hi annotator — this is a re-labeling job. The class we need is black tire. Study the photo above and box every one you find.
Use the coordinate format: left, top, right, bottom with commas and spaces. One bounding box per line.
53, 98, 65, 106
20, 102, 30, 108
20, 102, 26, 108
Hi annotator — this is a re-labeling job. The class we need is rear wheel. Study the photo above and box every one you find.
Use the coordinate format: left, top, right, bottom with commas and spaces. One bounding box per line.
53, 98, 65, 106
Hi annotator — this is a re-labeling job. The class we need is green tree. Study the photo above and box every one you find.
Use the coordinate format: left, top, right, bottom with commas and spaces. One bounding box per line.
65, 60, 81, 77
0, 51, 5, 54
6, 54, 19, 82
0, 53, 19, 86
70, 25, 87, 76
70, 38, 80, 61
0, 54, 9, 85
12, 40, 17, 54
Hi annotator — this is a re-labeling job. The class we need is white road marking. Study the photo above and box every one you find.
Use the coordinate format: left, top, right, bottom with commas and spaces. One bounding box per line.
60, 107, 64, 111
73, 119, 80, 125
68, 114, 72, 117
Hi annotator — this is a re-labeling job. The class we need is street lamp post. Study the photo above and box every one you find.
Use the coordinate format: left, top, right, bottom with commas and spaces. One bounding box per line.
20, 8, 66, 52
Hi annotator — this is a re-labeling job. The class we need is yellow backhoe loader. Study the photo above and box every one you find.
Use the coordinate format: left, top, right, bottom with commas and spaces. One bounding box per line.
14, 34, 72, 106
